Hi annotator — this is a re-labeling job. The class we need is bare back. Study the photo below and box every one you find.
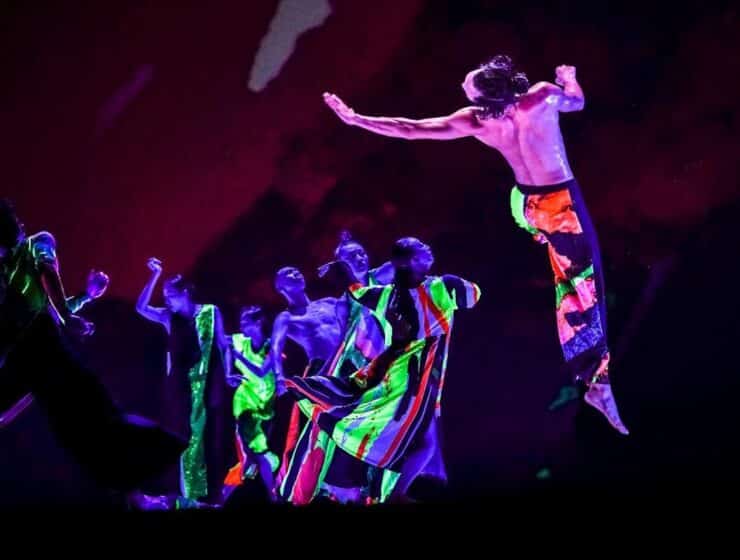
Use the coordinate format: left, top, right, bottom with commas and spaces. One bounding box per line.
472, 82, 574, 186
324, 70, 584, 186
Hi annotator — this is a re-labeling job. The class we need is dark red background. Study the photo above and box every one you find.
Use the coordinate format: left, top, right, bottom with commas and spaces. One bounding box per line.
1, 1, 739, 505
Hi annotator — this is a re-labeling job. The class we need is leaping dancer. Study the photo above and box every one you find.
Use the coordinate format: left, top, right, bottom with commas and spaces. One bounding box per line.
322, 55, 628, 434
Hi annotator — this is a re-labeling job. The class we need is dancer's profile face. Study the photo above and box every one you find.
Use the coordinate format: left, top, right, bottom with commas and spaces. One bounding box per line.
462, 69, 481, 103
337, 242, 369, 278
276, 267, 306, 294
409, 247, 433, 276
163, 286, 189, 312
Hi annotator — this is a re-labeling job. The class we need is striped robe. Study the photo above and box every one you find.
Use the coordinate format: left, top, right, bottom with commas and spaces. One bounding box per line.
285, 275, 480, 488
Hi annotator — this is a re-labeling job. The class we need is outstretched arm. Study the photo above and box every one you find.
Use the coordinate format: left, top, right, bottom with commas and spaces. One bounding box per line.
31, 233, 94, 335
442, 274, 482, 310
553, 65, 585, 112
324, 93, 483, 140
317, 259, 359, 290
38, 263, 92, 335
66, 294, 91, 314
135, 257, 170, 327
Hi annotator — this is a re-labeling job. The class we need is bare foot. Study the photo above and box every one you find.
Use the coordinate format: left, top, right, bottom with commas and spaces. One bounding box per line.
584, 383, 630, 435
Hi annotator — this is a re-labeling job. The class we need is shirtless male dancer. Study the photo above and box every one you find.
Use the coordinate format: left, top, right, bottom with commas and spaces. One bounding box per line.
323, 55, 627, 434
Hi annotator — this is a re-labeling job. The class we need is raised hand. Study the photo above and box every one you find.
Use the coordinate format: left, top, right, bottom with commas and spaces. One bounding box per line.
555, 65, 577, 87
317, 259, 357, 286
147, 257, 163, 275
317, 262, 333, 279
85, 269, 110, 300
323, 92, 356, 125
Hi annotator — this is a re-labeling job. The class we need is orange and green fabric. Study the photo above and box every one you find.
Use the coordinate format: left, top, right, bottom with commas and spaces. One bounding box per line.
511, 178, 610, 385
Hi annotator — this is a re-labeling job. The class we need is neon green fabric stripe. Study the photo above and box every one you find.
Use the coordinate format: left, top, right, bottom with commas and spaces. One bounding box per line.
181, 304, 215, 500
510, 186, 539, 235
555, 265, 594, 308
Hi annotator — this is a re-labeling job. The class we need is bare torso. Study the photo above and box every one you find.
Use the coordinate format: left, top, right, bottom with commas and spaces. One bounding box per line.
283, 297, 344, 362
473, 82, 574, 186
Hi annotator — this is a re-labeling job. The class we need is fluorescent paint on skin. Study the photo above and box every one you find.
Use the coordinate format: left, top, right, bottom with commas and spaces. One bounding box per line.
248, 0, 332, 92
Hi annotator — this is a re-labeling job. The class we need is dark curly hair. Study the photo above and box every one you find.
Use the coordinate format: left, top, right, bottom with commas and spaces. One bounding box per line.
472, 55, 530, 119
0, 198, 23, 250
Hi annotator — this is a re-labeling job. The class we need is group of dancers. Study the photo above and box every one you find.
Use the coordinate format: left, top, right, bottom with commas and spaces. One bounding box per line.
0, 54, 628, 509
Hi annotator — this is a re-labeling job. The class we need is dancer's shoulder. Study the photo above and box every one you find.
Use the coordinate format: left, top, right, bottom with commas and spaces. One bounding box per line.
275, 310, 291, 321
453, 106, 487, 128
27, 230, 56, 247
531, 81, 565, 103
26, 231, 58, 265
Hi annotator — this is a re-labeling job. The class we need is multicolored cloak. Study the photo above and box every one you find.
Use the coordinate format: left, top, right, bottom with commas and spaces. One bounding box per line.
285, 275, 480, 494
